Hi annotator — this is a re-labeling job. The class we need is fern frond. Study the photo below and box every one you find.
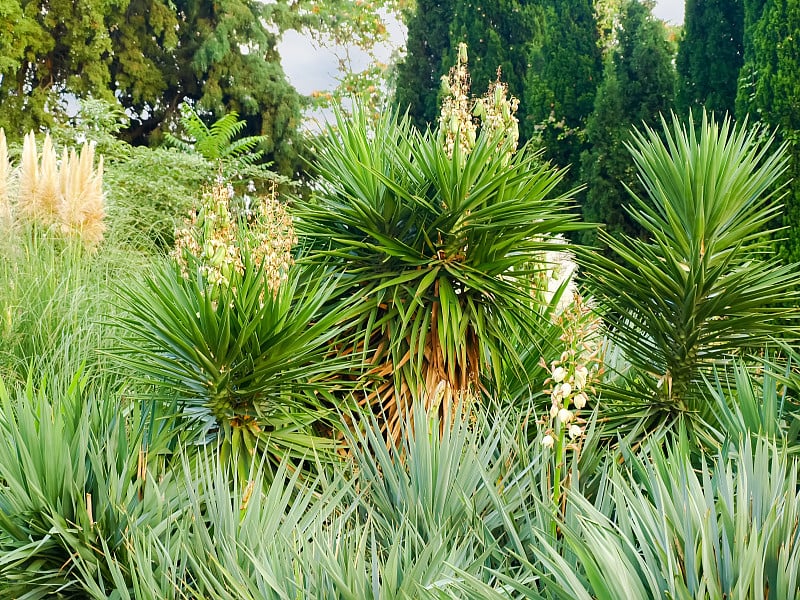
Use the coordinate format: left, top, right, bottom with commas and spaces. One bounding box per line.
220, 137, 264, 163
163, 133, 198, 155
179, 104, 212, 143
166, 103, 270, 164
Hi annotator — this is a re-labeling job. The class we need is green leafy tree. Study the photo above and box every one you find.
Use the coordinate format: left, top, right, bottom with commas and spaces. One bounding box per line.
292, 0, 411, 117
580, 0, 675, 246
579, 71, 632, 244
0, 0, 120, 134
677, 0, 744, 117
0, 0, 302, 173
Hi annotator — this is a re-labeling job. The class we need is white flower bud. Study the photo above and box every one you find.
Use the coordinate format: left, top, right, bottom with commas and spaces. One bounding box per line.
550, 403, 559, 419
557, 408, 573, 424
552, 366, 566, 383
573, 392, 588, 410
575, 365, 589, 390
568, 424, 582, 439
561, 382, 572, 398
541, 434, 555, 449
458, 42, 468, 64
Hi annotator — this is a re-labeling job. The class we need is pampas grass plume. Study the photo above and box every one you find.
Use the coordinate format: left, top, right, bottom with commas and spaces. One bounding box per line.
37, 134, 61, 226
18, 131, 39, 222
0, 129, 11, 229
11, 131, 106, 248
60, 143, 106, 248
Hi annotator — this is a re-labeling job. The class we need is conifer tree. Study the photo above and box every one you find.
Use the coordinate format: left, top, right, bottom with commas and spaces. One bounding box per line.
443, 0, 536, 131
523, 0, 602, 181
736, 0, 800, 262
0, 0, 302, 172
580, 0, 675, 246
677, 0, 744, 117
393, 0, 455, 130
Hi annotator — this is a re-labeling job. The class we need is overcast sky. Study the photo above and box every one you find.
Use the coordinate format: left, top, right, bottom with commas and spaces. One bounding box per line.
280, 0, 686, 97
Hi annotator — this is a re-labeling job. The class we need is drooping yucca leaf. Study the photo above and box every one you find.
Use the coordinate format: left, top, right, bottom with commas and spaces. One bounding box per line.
297, 104, 585, 441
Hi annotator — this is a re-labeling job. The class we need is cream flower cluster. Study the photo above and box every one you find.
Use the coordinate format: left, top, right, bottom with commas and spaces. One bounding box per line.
439, 43, 477, 159
248, 182, 297, 299
438, 45, 521, 166
173, 178, 296, 299
540, 294, 603, 449
473, 69, 520, 164
174, 179, 242, 288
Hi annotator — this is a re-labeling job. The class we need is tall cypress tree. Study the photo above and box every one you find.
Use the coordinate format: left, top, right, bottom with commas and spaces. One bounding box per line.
580, 0, 675, 246
737, 0, 800, 130
523, 0, 602, 181
736, 0, 800, 262
677, 0, 744, 117
394, 0, 455, 131
394, 0, 601, 174
736, 0, 768, 117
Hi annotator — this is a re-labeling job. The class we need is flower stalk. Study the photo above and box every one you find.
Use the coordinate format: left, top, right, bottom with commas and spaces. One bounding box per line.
540, 293, 603, 534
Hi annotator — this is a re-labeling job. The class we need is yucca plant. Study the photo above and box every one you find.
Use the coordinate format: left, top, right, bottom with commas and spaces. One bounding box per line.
113, 176, 359, 476
304, 401, 563, 599
582, 111, 800, 422
298, 104, 582, 442
705, 354, 800, 453
152, 452, 350, 599
0, 372, 184, 598
115, 256, 352, 477
511, 435, 800, 600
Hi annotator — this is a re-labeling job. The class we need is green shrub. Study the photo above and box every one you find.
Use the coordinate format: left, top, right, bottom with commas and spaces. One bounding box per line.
103, 147, 216, 251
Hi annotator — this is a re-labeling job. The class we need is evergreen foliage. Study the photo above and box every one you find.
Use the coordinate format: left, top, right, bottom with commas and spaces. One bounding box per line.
393, 0, 455, 130
0, 0, 302, 173
3, 48, 800, 596
737, 0, 800, 262
443, 0, 536, 134
677, 0, 744, 117
580, 0, 675, 246
523, 0, 603, 182
394, 0, 600, 188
